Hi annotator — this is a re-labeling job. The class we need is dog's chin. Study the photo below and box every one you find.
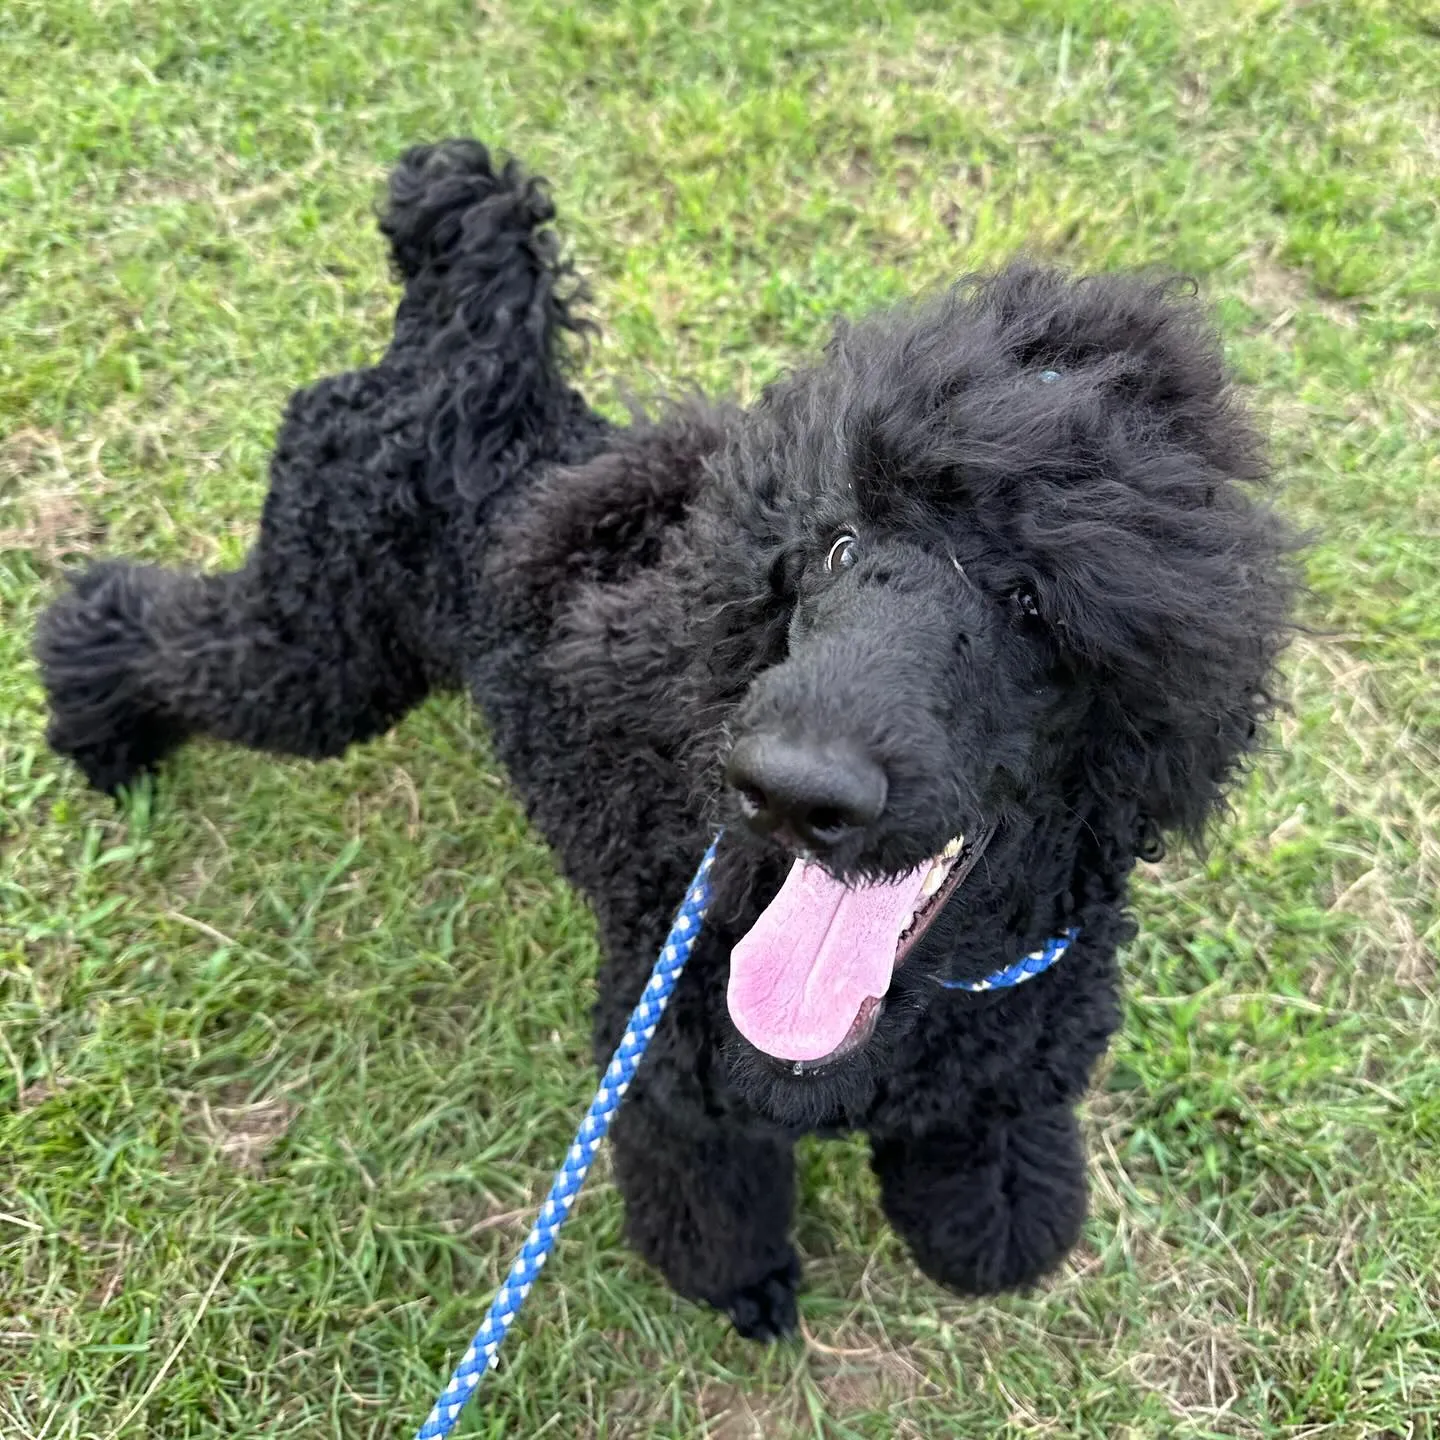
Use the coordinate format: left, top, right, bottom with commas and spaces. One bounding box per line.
722, 986, 930, 1129
724, 1035, 879, 1129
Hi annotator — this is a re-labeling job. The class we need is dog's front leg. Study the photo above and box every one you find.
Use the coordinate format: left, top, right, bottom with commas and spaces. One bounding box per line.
869, 1103, 1088, 1297
609, 1092, 799, 1341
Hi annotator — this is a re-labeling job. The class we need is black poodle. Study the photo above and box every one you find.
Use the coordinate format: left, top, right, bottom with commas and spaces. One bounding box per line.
37, 142, 1296, 1339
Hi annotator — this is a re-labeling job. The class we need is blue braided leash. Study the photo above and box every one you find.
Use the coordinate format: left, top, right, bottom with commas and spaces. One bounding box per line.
414, 838, 719, 1440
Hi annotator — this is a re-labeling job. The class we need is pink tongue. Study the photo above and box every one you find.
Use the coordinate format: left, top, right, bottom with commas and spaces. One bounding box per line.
727, 857, 930, 1062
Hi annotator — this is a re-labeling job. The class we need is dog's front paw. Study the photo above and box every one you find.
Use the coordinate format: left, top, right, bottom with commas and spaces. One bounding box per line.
711, 1252, 801, 1342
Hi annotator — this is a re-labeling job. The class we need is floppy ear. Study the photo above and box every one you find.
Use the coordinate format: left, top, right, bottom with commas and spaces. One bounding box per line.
1052, 488, 1298, 847
940, 266, 1303, 851
1083, 673, 1278, 848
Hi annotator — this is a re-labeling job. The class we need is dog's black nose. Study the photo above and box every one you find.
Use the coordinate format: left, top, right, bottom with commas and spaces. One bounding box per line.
726, 734, 887, 850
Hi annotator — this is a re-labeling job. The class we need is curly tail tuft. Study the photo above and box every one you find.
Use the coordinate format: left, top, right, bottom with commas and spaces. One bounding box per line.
380, 139, 594, 504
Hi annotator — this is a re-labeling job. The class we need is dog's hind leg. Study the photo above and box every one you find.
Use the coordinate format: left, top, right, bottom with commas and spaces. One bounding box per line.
870, 1104, 1088, 1296
36, 484, 441, 794
609, 1094, 800, 1340
36, 557, 434, 794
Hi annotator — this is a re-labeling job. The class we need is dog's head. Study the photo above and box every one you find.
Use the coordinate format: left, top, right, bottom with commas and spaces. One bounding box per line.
689, 265, 1297, 1119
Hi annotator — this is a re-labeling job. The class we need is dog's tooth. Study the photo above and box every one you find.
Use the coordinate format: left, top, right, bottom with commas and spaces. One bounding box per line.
906, 835, 971, 930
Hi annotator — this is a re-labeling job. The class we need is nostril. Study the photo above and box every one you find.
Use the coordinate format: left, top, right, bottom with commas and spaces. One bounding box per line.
736, 783, 766, 817
803, 805, 850, 836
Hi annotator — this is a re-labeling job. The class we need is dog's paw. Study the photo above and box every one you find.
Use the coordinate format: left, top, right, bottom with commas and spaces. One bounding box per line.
712, 1252, 801, 1342
36, 562, 188, 795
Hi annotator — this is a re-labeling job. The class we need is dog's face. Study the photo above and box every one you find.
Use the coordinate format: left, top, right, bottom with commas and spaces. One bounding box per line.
719, 492, 1084, 1121
697, 266, 1295, 1123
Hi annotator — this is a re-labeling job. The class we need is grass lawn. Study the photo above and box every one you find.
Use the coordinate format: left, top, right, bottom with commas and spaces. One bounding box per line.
2, 0, 1438, 1435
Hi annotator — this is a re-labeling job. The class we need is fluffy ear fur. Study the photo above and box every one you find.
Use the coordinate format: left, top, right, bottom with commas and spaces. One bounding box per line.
483, 401, 745, 755
963, 269, 1300, 842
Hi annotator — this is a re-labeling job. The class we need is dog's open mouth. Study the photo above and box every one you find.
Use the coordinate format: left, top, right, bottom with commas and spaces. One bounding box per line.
727, 829, 991, 1073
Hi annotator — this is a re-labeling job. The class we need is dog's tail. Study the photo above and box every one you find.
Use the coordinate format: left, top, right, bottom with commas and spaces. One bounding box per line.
379, 139, 593, 503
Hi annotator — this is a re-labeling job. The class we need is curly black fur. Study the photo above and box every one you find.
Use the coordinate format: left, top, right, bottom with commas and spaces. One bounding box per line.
36, 140, 1298, 1339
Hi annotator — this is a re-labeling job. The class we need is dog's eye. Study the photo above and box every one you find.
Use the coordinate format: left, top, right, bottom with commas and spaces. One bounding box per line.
1013, 587, 1040, 619
826, 534, 858, 573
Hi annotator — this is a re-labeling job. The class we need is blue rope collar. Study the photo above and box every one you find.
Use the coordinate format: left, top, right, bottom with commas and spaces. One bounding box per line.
938, 926, 1079, 991
414, 836, 1076, 1436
